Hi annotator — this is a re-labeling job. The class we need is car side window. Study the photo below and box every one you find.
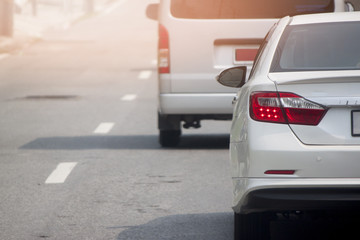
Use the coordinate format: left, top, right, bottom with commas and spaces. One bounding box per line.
248, 23, 277, 79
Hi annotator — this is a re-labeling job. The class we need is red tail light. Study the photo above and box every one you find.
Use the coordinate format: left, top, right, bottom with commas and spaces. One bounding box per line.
158, 24, 170, 74
250, 92, 327, 125
265, 170, 295, 175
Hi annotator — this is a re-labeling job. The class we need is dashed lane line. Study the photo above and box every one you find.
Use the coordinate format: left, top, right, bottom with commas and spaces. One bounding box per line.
138, 70, 152, 80
45, 162, 78, 184
121, 94, 137, 101
93, 122, 115, 134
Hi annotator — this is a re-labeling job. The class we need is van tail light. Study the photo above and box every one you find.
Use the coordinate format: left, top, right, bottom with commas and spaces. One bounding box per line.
250, 92, 327, 125
158, 24, 170, 74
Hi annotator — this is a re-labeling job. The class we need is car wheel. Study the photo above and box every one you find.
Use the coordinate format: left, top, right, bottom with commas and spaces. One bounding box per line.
159, 130, 181, 147
234, 212, 271, 240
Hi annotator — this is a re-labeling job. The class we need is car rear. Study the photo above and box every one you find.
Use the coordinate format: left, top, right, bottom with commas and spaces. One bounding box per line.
233, 13, 360, 215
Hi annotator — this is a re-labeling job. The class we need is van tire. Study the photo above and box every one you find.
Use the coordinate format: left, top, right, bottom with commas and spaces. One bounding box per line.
159, 130, 181, 147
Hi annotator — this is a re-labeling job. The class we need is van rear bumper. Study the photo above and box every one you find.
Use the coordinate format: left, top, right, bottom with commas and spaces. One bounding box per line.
159, 93, 235, 114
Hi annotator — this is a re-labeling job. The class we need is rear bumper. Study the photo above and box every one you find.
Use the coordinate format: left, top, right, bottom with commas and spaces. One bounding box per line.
233, 178, 360, 214
159, 93, 235, 115
242, 187, 360, 213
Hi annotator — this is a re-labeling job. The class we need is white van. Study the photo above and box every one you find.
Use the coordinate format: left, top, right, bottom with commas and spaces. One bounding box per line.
146, 0, 352, 147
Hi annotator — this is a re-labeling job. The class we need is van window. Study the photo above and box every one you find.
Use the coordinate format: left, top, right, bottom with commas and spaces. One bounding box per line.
170, 0, 335, 19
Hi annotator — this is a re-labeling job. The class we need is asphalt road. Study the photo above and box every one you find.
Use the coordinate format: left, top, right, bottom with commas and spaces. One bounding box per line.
0, 0, 233, 239
0, 0, 358, 239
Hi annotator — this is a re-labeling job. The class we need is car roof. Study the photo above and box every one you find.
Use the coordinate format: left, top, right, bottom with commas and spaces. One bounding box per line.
290, 12, 360, 25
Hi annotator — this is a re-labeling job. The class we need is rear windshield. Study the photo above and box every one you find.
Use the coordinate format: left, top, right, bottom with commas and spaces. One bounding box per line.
170, 0, 334, 19
271, 22, 360, 72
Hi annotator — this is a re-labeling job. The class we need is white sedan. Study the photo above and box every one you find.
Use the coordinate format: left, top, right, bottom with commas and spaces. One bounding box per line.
217, 12, 360, 240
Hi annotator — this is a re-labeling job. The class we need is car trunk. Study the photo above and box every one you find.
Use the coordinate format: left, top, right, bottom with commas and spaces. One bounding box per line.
269, 71, 360, 145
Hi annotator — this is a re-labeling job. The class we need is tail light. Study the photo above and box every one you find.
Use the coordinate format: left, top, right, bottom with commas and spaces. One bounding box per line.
158, 24, 170, 74
250, 92, 327, 125
265, 170, 295, 175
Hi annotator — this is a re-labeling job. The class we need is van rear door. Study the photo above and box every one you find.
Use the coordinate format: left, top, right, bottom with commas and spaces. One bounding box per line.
161, 0, 338, 94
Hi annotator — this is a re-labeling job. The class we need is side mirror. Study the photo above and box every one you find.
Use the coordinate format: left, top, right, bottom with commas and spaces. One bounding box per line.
146, 4, 159, 20
216, 66, 247, 88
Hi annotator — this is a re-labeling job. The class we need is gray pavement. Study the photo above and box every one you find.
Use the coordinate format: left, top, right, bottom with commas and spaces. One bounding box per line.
0, 1, 234, 239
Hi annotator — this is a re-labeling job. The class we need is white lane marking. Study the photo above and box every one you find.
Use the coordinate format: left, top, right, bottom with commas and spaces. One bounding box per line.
102, 0, 128, 16
138, 71, 152, 79
0, 54, 9, 61
45, 162, 78, 184
121, 94, 137, 101
94, 122, 114, 134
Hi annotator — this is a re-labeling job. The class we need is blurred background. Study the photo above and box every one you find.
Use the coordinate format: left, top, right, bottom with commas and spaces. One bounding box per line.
0, 0, 119, 50
1, 0, 359, 48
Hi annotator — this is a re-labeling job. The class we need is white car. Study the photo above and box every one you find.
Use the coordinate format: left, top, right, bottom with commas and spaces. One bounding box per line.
217, 12, 360, 240
146, 0, 351, 147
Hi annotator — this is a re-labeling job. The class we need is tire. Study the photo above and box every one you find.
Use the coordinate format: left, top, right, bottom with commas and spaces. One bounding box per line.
234, 212, 271, 240
159, 130, 181, 147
